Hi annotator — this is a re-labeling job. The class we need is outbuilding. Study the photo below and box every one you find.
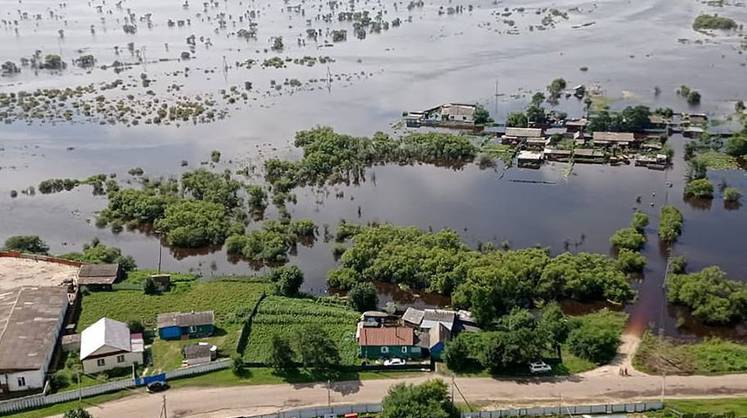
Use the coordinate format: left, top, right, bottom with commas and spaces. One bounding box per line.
157, 311, 215, 340
77, 264, 122, 289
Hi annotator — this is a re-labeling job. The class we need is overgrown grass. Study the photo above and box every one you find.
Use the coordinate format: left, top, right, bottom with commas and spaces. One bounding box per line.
649, 398, 747, 417
696, 150, 741, 170
244, 296, 360, 365
634, 331, 747, 375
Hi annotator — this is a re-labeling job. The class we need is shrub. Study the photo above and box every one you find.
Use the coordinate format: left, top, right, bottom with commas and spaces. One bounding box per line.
143, 277, 158, 295
443, 334, 471, 372
567, 313, 622, 364
381, 380, 460, 418
693, 14, 738, 31
610, 227, 646, 250
724, 187, 742, 202
269, 334, 296, 373
687, 91, 701, 106
231, 355, 246, 376
506, 112, 528, 128
127, 320, 145, 334
63, 409, 92, 418
3, 235, 49, 254
269, 265, 304, 297
725, 135, 747, 157
684, 178, 714, 199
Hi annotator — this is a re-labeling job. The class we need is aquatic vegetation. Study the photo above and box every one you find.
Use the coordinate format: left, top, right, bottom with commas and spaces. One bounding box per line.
684, 178, 715, 199
610, 227, 646, 251
225, 219, 316, 264
693, 14, 739, 31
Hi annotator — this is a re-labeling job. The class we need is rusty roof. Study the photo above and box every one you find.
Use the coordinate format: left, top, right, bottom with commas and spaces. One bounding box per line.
358, 327, 414, 347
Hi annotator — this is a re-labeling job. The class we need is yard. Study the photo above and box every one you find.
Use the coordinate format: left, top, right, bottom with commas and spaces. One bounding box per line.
633, 331, 747, 375
78, 271, 270, 371
244, 295, 361, 365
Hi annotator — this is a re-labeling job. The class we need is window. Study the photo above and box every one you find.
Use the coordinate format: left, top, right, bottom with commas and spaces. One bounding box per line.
380, 346, 389, 354
17, 377, 25, 387
401, 346, 408, 353
96, 358, 106, 367
116, 355, 125, 363
189, 325, 197, 334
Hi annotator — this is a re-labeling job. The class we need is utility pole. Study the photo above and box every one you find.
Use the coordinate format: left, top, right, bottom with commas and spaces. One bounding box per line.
494, 79, 499, 120
156, 230, 163, 274
77, 369, 82, 405
327, 379, 331, 410
160, 395, 168, 418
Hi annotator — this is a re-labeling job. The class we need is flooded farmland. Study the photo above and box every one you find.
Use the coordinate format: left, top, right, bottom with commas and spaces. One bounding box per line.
2, 0, 747, 339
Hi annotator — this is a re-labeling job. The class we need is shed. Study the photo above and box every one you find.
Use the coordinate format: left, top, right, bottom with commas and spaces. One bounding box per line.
402, 307, 424, 328
77, 264, 121, 288
149, 274, 171, 292
420, 309, 457, 331
183, 343, 215, 366
157, 311, 215, 340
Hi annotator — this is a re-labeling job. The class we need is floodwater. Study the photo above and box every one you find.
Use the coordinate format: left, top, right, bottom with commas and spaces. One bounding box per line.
2, 0, 747, 338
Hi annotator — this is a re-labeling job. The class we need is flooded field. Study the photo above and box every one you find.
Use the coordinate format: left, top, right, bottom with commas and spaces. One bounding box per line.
2, 0, 747, 338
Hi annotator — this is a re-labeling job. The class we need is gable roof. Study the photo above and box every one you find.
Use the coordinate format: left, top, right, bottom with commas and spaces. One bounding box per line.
80, 318, 131, 360
183, 343, 212, 359
0, 287, 69, 372
402, 307, 424, 325
359, 327, 414, 347
505, 127, 544, 138
592, 132, 636, 142
421, 309, 457, 331
77, 264, 120, 286
157, 311, 214, 329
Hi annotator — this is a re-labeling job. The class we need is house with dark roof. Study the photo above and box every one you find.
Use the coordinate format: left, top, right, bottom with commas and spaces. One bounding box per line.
357, 327, 422, 360
0, 286, 69, 393
77, 264, 121, 289
157, 311, 214, 340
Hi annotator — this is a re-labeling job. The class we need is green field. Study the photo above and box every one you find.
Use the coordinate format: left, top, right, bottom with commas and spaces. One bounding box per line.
244, 296, 360, 365
634, 332, 747, 375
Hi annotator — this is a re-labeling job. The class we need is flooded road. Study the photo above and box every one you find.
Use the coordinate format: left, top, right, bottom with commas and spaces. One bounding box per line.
2, 0, 747, 338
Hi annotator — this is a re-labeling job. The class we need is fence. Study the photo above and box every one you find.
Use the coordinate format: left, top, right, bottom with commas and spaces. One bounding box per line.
0, 360, 231, 415
236, 292, 267, 355
246, 400, 664, 418
0, 251, 84, 267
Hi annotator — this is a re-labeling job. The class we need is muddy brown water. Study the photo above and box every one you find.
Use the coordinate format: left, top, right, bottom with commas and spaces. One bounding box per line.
2, 0, 747, 339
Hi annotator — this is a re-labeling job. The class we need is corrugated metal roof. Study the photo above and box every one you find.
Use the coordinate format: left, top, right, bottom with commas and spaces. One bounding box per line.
157, 311, 214, 329
77, 264, 120, 285
359, 327, 414, 347
402, 307, 424, 325
80, 318, 132, 360
0, 287, 68, 372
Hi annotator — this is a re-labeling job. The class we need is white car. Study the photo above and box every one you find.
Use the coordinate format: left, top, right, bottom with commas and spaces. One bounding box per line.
529, 361, 552, 374
383, 358, 406, 366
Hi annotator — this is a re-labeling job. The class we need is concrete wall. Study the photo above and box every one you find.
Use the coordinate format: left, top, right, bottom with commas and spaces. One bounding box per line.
82, 351, 142, 375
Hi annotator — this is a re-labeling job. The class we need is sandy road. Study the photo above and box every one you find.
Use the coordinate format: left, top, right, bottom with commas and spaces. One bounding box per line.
68, 371, 747, 418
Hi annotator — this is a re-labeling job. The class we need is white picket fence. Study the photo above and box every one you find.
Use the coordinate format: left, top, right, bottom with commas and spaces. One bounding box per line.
0, 359, 231, 415
247, 400, 664, 418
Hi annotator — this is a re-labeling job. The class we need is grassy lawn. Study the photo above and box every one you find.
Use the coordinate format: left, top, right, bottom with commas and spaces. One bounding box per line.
244, 295, 360, 365
634, 331, 747, 375
697, 150, 741, 170
648, 398, 747, 417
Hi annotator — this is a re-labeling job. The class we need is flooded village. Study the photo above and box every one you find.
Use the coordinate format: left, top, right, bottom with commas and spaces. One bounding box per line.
1, 0, 747, 415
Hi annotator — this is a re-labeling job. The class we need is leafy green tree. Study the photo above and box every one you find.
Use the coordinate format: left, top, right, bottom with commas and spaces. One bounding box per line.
60, 239, 136, 271
547, 78, 567, 100
269, 265, 304, 297
616, 249, 646, 273
473, 105, 493, 124
347, 282, 378, 312
269, 334, 297, 373
231, 354, 247, 376
684, 178, 714, 199
567, 316, 620, 363
530, 92, 546, 107
63, 408, 92, 418
443, 334, 471, 372
381, 380, 460, 418
686, 158, 708, 180
526, 105, 546, 125
659, 205, 684, 243
506, 112, 528, 128
327, 267, 360, 289
155, 200, 229, 247
127, 320, 145, 334
246, 185, 268, 211
294, 325, 340, 370
630, 211, 649, 232
143, 277, 158, 295
610, 227, 646, 251
3, 235, 49, 254
181, 169, 241, 208
725, 135, 747, 157
538, 303, 569, 358
667, 266, 747, 324
687, 91, 701, 105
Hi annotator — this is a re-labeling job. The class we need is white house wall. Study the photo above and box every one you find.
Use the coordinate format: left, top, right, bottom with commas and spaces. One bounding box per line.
2, 369, 45, 392
82, 352, 143, 375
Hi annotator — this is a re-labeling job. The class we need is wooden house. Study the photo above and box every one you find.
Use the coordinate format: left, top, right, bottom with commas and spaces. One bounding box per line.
157, 311, 215, 340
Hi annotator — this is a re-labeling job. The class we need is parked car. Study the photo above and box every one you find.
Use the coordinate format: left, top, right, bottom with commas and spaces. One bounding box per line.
383, 358, 406, 366
529, 361, 552, 374
146, 381, 170, 393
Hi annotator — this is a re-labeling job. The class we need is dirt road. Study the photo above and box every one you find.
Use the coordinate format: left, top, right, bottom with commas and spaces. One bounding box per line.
70, 371, 747, 418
